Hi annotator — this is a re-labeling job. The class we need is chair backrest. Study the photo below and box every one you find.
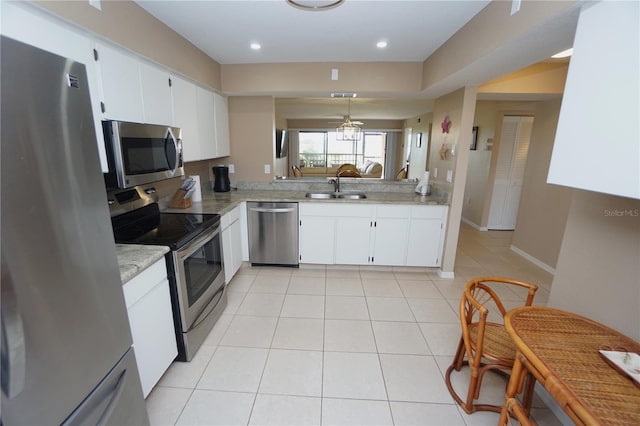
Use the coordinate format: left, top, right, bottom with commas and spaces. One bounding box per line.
336, 163, 361, 177
292, 165, 303, 177
459, 277, 538, 365
395, 167, 407, 180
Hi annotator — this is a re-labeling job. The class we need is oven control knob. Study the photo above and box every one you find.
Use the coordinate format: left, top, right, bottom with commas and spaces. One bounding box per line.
145, 188, 156, 194
107, 198, 115, 205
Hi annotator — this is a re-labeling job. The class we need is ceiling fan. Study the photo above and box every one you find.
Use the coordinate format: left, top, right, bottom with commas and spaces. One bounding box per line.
331, 97, 364, 141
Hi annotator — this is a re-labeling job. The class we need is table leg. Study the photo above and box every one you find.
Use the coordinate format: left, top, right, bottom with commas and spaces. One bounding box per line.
499, 352, 527, 425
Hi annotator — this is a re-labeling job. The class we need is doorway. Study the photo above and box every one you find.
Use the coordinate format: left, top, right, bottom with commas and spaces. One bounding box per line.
487, 116, 534, 230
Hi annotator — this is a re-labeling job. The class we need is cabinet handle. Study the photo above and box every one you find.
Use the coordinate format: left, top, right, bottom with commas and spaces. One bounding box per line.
93, 48, 98, 61
168, 78, 172, 87
100, 102, 106, 113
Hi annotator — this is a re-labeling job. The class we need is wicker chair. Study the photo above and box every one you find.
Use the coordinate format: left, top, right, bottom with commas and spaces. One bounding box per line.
395, 167, 407, 180
292, 165, 303, 177
336, 163, 361, 178
445, 277, 538, 415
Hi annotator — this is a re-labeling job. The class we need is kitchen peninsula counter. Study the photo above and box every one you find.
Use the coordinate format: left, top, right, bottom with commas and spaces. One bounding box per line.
162, 188, 450, 216
115, 244, 169, 284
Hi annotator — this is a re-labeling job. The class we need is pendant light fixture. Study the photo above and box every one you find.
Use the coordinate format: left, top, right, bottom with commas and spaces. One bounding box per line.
286, 0, 345, 12
336, 98, 363, 141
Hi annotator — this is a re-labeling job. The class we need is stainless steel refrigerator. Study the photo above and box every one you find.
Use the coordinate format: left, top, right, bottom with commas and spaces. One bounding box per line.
1, 36, 149, 425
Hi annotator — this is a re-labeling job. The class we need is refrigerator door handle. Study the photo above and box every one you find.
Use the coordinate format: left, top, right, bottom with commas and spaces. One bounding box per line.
95, 370, 127, 426
0, 264, 26, 400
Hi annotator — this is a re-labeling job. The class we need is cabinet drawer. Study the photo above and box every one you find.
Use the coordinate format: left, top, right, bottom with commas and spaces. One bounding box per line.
328, 203, 373, 217
410, 205, 446, 219
376, 205, 410, 218
123, 259, 167, 308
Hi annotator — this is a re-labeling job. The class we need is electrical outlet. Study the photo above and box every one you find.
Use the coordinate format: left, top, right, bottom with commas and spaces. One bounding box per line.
433, 168, 438, 178
446, 170, 453, 183
228, 164, 235, 174
89, 0, 102, 10
511, 0, 521, 15
264, 164, 271, 174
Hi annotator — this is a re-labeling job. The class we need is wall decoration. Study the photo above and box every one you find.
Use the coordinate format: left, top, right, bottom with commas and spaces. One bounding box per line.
441, 115, 452, 134
416, 132, 422, 148
439, 143, 450, 160
470, 126, 479, 150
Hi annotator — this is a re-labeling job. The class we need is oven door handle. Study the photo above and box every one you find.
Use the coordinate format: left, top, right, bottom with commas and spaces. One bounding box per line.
187, 285, 224, 332
176, 224, 220, 260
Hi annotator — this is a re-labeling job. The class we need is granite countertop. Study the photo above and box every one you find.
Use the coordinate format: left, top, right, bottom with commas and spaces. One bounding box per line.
163, 188, 449, 216
116, 244, 169, 285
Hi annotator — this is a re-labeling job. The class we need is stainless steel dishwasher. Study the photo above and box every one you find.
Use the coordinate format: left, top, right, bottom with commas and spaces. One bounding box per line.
247, 201, 299, 266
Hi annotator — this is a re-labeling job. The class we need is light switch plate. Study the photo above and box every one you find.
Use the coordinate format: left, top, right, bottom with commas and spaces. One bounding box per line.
264, 164, 271, 174
228, 164, 235, 174
433, 168, 438, 178
89, 0, 102, 10
446, 170, 453, 183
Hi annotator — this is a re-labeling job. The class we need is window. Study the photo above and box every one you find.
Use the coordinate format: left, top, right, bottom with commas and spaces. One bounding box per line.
299, 131, 386, 170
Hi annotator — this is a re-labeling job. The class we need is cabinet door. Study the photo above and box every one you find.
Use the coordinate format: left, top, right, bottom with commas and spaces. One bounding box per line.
139, 61, 172, 125
123, 260, 177, 397
406, 219, 443, 267
1, 2, 108, 171
335, 217, 371, 265
95, 42, 144, 123
372, 218, 409, 266
214, 92, 230, 157
230, 219, 243, 276
172, 75, 200, 162
299, 216, 335, 264
196, 86, 217, 159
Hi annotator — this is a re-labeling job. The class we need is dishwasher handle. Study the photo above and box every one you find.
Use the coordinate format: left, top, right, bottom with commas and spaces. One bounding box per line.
249, 207, 296, 213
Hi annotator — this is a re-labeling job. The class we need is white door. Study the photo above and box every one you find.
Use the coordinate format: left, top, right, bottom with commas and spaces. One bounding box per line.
139, 61, 172, 125
335, 217, 371, 265
299, 216, 335, 264
196, 86, 217, 159
172, 75, 200, 162
488, 116, 534, 230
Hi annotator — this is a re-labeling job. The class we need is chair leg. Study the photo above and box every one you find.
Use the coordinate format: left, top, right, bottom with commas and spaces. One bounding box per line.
445, 337, 469, 411
521, 372, 536, 417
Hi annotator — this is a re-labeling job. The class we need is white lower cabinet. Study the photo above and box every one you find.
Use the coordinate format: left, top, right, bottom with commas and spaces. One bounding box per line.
406, 206, 448, 267
122, 259, 177, 398
299, 215, 335, 264
221, 205, 243, 283
299, 202, 447, 267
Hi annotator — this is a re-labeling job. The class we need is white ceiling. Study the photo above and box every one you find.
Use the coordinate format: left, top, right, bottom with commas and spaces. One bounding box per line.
135, 0, 491, 64
135, 0, 577, 120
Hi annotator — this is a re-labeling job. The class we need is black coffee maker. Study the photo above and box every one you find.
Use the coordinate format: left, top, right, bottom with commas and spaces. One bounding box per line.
212, 166, 231, 192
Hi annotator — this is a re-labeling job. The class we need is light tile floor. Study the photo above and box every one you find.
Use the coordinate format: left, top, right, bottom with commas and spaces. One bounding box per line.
146, 224, 561, 425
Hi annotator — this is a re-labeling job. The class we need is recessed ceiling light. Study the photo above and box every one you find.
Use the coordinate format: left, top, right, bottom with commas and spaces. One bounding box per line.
376, 41, 388, 49
250, 43, 261, 50
552, 48, 573, 58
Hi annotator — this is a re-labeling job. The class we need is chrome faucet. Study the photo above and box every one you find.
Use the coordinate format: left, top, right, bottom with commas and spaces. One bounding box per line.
329, 177, 340, 192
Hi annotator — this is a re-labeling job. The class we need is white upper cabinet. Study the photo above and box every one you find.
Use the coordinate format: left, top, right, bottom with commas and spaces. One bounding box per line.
171, 75, 200, 162
139, 61, 173, 125
1, 2, 108, 171
548, 1, 639, 199
94, 42, 144, 123
214, 93, 230, 157
196, 86, 217, 159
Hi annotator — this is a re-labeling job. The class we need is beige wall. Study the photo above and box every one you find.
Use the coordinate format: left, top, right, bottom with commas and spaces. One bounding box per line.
431, 87, 478, 274
222, 62, 422, 96
511, 99, 573, 269
34, 0, 221, 89
548, 191, 640, 340
209, 97, 275, 183
421, 0, 577, 93
479, 62, 568, 95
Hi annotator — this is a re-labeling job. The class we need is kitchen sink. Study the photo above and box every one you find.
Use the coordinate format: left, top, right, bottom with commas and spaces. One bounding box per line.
305, 192, 367, 200
336, 192, 367, 199
305, 192, 337, 199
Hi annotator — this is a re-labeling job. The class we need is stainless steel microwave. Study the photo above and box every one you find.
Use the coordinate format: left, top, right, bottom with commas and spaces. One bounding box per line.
102, 120, 184, 189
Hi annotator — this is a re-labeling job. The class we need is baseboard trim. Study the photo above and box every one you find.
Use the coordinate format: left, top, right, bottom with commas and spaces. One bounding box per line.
437, 270, 455, 279
510, 245, 556, 275
461, 216, 488, 231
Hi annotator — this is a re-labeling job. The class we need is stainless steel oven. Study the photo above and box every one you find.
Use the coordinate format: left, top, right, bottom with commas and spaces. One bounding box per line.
170, 221, 225, 361
109, 186, 226, 361
103, 120, 184, 189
